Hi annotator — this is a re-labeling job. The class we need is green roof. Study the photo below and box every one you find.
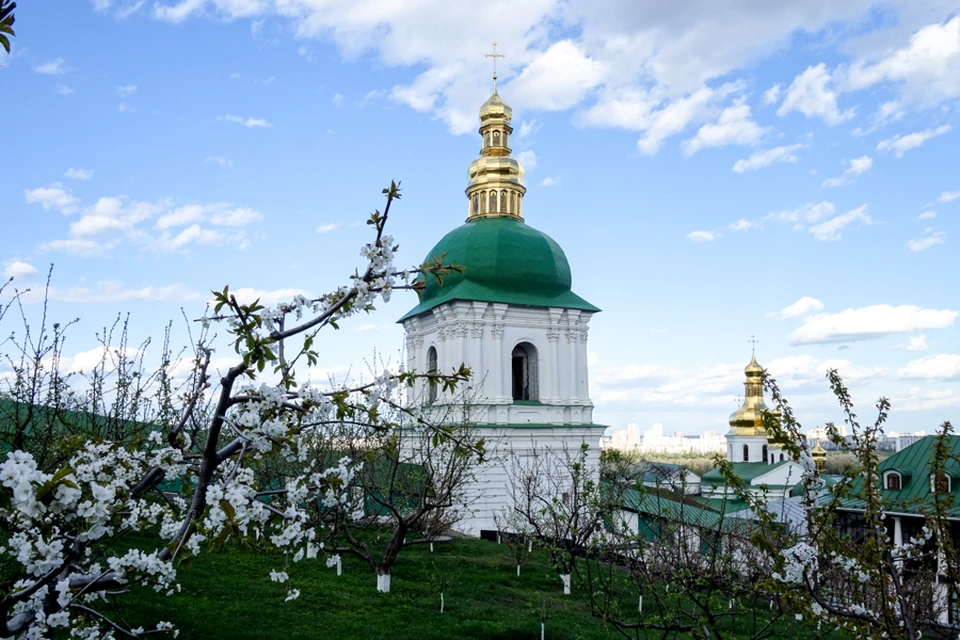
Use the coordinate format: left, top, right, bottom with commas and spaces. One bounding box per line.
620, 488, 755, 534
839, 435, 960, 518
701, 460, 791, 484
399, 217, 599, 322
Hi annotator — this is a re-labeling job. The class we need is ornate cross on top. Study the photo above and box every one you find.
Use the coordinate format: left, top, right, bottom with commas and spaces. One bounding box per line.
484, 42, 505, 90
748, 334, 759, 354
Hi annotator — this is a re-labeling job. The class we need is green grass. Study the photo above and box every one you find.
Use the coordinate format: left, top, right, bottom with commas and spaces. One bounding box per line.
119, 534, 843, 640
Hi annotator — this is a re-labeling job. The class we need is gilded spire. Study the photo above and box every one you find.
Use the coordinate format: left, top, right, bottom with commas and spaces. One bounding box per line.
811, 440, 827, 473
728, 351, 772, 436
466, 47, 526, 222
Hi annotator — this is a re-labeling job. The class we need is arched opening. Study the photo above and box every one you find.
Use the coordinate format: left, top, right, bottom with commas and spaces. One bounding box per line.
511, 342, 538, 401
779, 453, 784, 462
742, 444, 749, 462
489, 191, 497, 213
762, 445, 768, 463
481, 191, 487, 214
427, 347, 438, 403
500, 191, 507, 212
493, 130, 501, 146
484, 132, 491, 148
509, 192, 515, 214
472, 195, 479, 216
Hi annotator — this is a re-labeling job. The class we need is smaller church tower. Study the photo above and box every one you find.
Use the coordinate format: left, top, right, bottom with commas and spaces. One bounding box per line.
725, 353, 787, 464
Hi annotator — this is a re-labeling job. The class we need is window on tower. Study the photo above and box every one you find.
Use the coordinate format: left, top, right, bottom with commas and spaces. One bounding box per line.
427, 347, 438, 403
511, 342, 538, 402
743, 444, 749, 462
500, 191, 507, 212
493, 130, 501, 146
472, 195, 479, 216
762, 444, 768, 463
489, 191, 497, 213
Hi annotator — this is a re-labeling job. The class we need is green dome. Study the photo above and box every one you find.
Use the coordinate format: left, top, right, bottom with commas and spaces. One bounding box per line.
399, 217, 598, 321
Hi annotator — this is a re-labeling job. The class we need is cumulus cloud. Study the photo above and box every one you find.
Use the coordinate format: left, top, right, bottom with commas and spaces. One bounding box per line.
34, 58, 67, 75
686, 230, 719, 243
770, 296, 824, 319
682, 101, 768, 155
732, 143, 805, 173
24, 183, 79, 214
153, 0, 205, 22
515, 150, 537, 170
906, 228, 945, 252
64, 168, 94, 180
55, 83, 76, 96
877, 125, 952, 158
728, 218, 759, 232
762, 84, 781, 105
916, 211, 936, 220
766, 201, 836, 226
807, 204, 872, 241
540, 177, 559, 187
316, 223, 340, 233
221, 114, 273, 128
821, 155, 872, 188
897, 354, 960, 381
786, 304, 959, 345
3, 261, 39, 282
507, 40, 606, 111
939, 190, 960, 203
777, 63, 853, 125
896, 335, 928, 352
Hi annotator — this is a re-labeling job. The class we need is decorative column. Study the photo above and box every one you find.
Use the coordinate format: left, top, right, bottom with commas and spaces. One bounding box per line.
470, 301, 487, 400
546, 308, 563, 403
491, 303, 508, 405
565, 310, 581, 403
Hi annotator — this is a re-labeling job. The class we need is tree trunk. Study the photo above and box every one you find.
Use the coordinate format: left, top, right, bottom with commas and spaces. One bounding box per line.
561, 573, 570, 595
377, 572, 391, 593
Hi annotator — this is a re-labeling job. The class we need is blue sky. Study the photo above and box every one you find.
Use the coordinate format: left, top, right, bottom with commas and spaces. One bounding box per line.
2, 0, 958, 437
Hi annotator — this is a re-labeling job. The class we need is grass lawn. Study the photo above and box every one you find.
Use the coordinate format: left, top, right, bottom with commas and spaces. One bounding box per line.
121, 534, 843, 640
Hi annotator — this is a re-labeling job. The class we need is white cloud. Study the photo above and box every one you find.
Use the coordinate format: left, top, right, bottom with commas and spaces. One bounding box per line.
787, 304, 959, 345
539, 177, 559, 187
116, 84, 137, 96
356, 323, 378, 333
516, 119, 541, 139
64, 168, 94, 180
154, 224, 228, 252
877, 125, 952, 158
507, 40, 606, 111
906, 229, 945, 252
515, 150, 537, 170
896, 335, 928, 352
153, 0, 205, 23
767, 201, 835, 226
845, 17, 960, 108
227, 287, 310, 306
773, 297, 824, 319
210, 207, 261, 227
777, 63, 853, 125
732, 143, 805, 173
917, 211, 936, 220
821, 155, 872, 188
807, 204, 871, 241
91, 0, 111, 10
205, 156, 233, 167
316, 223, 340, 233
728, 218, 759, 232
222, 114, 273, 128
762, 84, 781, 106
332, 93, 344, 107
635, 85, 731, 155
116, 102, 134, 113
891, 387, 960, 412
938, 191, 960, 203
686, 230, 719, 243
34, 58, 67, 75
897, 354, 960, 381
155, 204, 207, 230
682, 101, 767, 156
116, 1, 145, 19
3, 261, 39, 282
39, 238, 119, 257
32, 281, 198, 304
24, 183, 79, 214
55, 83, 76, 96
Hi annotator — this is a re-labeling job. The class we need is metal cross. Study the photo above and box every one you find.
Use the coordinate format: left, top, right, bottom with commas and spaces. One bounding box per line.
748, 334, 759, 354
484, 42, 505, 89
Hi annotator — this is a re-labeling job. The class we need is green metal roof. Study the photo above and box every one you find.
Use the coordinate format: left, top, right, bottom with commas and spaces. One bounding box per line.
620, 488, 755, 534
701, 460, 791, 484
839, 435, 960, 518
399, 217, 599, 322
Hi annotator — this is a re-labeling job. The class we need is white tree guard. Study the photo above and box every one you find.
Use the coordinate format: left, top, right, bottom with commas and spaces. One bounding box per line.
377, 573, 391, 593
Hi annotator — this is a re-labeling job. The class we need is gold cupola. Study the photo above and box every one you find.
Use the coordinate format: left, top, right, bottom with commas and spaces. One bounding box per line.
465, 82, 526, 222
728, 352, 777, 436
811, 440, 827, 473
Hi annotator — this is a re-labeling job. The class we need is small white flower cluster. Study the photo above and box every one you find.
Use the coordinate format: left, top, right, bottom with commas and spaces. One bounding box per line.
773, 542, 818, 585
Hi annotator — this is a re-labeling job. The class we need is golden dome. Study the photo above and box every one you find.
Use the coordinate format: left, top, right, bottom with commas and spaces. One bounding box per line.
728, 352, 772, 436
465, 88, 526, 222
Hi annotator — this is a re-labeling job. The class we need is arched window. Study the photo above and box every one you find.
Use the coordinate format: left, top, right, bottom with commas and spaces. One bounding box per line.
762, 445, 768, 463
503, 132, 508, 147
509, 192, 515, 213
885, 471, 901, 491
485, 132, 491, 148
489, 191, 497, 213
481, 192, 487, 214
742, 444, 749, 462
511, 342, 539, 401
779, 453, 784, 462
493, 130, 501, 146
427, 347, 438, 403
472, 195, 479, 216
500, 191, 507, 212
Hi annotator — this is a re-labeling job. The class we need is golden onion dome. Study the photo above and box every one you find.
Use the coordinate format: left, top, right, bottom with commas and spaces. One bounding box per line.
728, 352, 771, 436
